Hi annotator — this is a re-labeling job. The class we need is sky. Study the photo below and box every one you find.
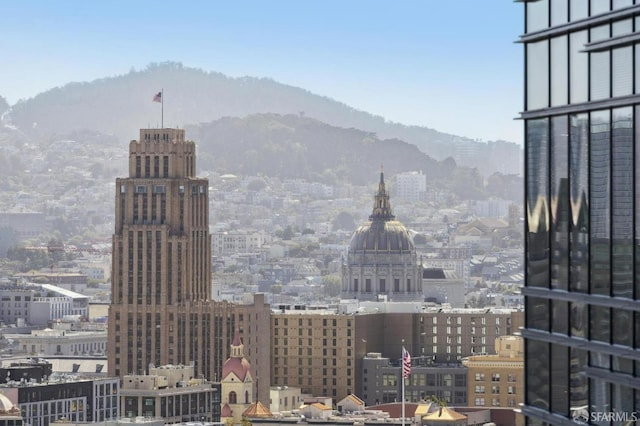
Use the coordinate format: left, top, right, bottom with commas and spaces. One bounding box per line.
0, 1, 523, 144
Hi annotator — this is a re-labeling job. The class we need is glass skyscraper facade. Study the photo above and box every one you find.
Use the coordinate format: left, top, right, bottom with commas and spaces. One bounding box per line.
522, 1, 640, 424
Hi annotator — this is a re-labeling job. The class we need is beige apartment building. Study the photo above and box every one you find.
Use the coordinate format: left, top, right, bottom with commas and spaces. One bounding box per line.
108, 129, 271, 403
270, 309, 356, 402
462, 335, 524, 414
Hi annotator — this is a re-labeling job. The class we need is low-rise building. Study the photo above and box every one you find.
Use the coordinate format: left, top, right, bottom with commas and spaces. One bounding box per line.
0, 284, 89, 327
421, 268, 465, 308
462, 335, 524, 410
120, 364, 220, 424
12, 328, 107, 356
0, 375, 119, 426
0, 393, 23, 426
269, 386, 302, 413
361, 353, 467, 407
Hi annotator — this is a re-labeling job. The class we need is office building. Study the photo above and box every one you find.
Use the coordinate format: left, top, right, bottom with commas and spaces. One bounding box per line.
521, 1, 640, 423
108, 129, 270, 397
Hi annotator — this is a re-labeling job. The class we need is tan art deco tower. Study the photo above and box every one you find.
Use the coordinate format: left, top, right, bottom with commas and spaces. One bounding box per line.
108, 128, 236, 381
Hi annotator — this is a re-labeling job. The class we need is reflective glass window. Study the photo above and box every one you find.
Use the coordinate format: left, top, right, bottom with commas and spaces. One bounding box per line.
527, 297, 550, 331
569, 114, 589, 293
591, 51, 610, 100
570, 0, 588, 21
612, 18, 632, 36
591, 0, 610, 15
611, 383, 634, 415
551, 0, 568, 26
590, 110, 611, 295
590, 305, 611, 344
635, 312, 640, 349
569, 349, 588, 410
590, 24, 610, 43
570, 31, 588, 104
527, 0, 549, 33
611, 107, 633, 298
590, 377, 611, 415
612, 309, 633, 348
527, 41, 549, 109
570, 302, 587, 338
634, 107, 640, 298
526, 119, 550, 288
550, 115, 569, 290
550, 344, 569, 416
613, 0, 633, 8
612, 47, 633, 97
551, 36, 568, 106
551, 300, 569, 335
526, 339, 549, 409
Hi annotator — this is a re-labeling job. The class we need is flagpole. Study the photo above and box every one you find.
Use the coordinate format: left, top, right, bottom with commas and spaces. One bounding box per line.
401, 341, 405, 426
161, 88, 164, 129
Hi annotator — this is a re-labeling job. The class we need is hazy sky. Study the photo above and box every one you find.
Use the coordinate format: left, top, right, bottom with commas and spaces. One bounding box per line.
0, 1, 523, 144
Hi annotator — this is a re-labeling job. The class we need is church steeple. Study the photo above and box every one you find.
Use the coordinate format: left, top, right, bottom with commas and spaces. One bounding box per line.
369, 165, 395, 222
230, 332, 245, 358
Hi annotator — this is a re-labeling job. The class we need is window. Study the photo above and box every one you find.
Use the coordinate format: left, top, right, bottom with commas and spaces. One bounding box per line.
475, 373, 485, 381
492, 373, 500, 382
475, 385, 485, 394
382, 374, 397, 387
474, 398, 485, 406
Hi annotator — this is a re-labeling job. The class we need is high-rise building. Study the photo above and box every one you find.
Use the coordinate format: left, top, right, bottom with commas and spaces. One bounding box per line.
521, 2, 640, 424
108, 129, 270, 397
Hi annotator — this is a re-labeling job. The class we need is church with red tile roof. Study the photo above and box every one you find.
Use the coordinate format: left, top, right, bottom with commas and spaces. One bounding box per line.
220, 333, 254, 425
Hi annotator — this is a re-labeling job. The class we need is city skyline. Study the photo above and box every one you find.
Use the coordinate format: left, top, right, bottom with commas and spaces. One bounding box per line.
0, 1, 521, 144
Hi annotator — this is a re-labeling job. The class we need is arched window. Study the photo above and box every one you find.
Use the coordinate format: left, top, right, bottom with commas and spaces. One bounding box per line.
245, 390, 250, 403
229, 391, 237, 404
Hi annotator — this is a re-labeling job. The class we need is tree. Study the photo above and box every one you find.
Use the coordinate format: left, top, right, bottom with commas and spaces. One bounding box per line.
247, 179, 266, 191
332, 211, 356, 231
413, 233, 427, 245
322, 275, 342, 297
281, 225, 294, 240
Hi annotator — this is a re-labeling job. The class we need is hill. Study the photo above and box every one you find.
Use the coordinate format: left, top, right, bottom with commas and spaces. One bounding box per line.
4, 62, 521, 176
188, 113, 455, 187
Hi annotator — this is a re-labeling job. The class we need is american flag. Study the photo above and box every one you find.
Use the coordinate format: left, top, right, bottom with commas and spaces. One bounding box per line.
402, 346, 411, 378
153, 91, 162, 103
